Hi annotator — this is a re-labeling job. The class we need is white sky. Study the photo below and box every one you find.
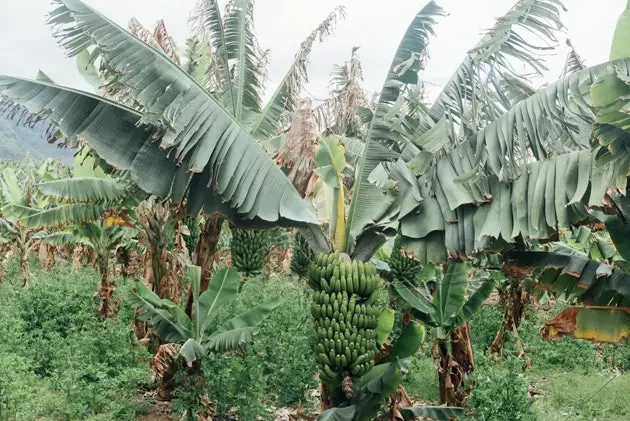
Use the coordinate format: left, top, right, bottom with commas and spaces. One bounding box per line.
0, 0, 626, 103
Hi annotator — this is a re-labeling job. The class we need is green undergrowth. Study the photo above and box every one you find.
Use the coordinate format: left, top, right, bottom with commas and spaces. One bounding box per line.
201, 275, 319, 420
0, 259, 151, 421
3, 258, 630, 420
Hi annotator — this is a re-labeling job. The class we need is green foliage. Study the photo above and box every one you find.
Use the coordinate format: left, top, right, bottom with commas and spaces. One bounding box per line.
463, 355, 534, 421
203, 276, 318, 417
0, 261, 150, 421
401, 353, 440, 403
202, 346, 270, 420
468, 305, 503, 353
130, 266, 281, 361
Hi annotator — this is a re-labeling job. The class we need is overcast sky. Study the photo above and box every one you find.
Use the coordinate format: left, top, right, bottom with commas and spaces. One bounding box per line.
0, 0, 626, 103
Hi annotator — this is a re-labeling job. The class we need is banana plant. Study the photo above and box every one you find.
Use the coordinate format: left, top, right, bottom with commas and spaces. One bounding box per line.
14, 176, 140, 316
0, 167, 49, 286
129, 265, 281, 397
42, 221, 128, 317
317, 321, 461, 421
394, 263, 497, 405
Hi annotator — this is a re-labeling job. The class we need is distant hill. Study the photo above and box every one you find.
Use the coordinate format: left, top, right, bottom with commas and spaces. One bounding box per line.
0, 116, 75, 164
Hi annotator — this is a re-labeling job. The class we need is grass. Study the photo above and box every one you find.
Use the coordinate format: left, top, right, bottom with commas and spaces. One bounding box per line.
531, 371, 630, 420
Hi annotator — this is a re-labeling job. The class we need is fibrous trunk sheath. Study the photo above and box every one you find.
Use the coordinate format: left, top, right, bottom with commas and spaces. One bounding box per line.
185, 215, 223, 317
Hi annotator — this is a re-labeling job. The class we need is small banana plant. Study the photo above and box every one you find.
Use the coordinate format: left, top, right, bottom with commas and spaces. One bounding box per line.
129, 265, 281, 367
394, 263, 497, 405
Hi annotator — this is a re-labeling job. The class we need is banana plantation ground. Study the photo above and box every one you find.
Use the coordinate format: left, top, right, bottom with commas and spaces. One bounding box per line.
1, 254, 629, 421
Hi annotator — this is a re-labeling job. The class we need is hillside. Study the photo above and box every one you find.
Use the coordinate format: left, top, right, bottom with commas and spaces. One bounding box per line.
0, 116, 74, 164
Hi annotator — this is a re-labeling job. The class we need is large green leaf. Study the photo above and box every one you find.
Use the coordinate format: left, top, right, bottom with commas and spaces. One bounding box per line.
400, 59, 630, 263
179, 338, 206, 365
36, 177, 128, 203
611, 0, 630, 60
129, 280, 192, 343
389, 321, 425, 360
76, 49, 101, 91
0, 168, 23, 205
38, 231, 91, 247
198, 267, 239, 335
204, 297, 281, 351
22, 202, 113, 229
459, 277, 497, 323
542, 306, 630, 343
402, 147, 628, 261
363, 356, 410, 397
435, 263, 468, 327
345, 1, 443, 254
1, 0, 317, 226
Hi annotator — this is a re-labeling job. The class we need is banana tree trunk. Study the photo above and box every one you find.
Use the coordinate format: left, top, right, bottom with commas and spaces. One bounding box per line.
185, 215, 223, 317
38, 242, 54, 271
115, 245, 130, 279
436, 323, 474, 406
490, 276, 528, 359
20, 249, 29, 288
96, 253, 115, 318
436, 339, 454, 405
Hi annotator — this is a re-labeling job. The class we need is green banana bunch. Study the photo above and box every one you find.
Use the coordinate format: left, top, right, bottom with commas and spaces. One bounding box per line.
385, 236, 422, 286
182, 216, 201, 257
308, 252, 383, 384
231, 228, 269, 276
290, 231, 314, 278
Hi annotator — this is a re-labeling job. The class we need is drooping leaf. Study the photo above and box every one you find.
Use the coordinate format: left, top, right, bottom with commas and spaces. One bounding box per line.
36, 178, 128, 203
363, 356, 410, 397
2, 0, 318, 227
23, 202, 113, 229
542, 306, 630, 343
129, 280, 192, 343
178, 338, 206, 365
394, 280, 435, 325
509, 251, 630, 306
459, 277, 497, 322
